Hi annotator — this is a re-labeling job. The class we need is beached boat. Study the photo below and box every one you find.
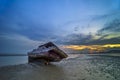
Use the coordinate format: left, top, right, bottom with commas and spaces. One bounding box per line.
28, 42, 68, 64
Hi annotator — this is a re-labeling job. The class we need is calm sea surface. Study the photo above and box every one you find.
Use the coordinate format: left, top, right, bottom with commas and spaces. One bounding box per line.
0, 53, 120, 80
0, 56, 28, 67
0, 53, 120, 67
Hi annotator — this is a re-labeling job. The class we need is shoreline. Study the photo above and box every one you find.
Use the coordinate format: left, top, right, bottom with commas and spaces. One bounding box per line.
0, 54, 120, 80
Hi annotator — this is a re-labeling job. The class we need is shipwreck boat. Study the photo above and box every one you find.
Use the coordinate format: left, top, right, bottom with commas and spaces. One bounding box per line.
28, 42, 68, 64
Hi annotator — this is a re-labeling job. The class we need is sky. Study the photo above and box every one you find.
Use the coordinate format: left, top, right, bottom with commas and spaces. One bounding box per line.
0, 0, 120, 53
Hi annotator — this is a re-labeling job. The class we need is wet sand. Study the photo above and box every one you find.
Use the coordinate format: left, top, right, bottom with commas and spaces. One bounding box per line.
0, 54, 120, 80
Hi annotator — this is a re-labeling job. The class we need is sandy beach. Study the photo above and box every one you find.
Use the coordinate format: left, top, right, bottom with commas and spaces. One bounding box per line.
0, 54, 120, 80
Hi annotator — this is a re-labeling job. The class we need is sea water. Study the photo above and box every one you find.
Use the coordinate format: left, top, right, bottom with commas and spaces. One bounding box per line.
0, 53, 120, 67
0, 56, 28, 67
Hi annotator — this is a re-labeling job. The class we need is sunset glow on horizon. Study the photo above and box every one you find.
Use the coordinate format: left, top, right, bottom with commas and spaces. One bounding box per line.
62, 44, 120, 52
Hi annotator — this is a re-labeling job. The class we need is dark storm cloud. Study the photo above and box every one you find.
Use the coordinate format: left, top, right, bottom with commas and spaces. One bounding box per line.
59, 15, 120, 45
0, 17, 57, 41
91, 11, 120, 35
58, 33, 120, 45
98, 18, 120, 33
0, 6, 58, 41
90, 37, 120, 44
56, 33, 94, 45
59, 12, 120, 45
